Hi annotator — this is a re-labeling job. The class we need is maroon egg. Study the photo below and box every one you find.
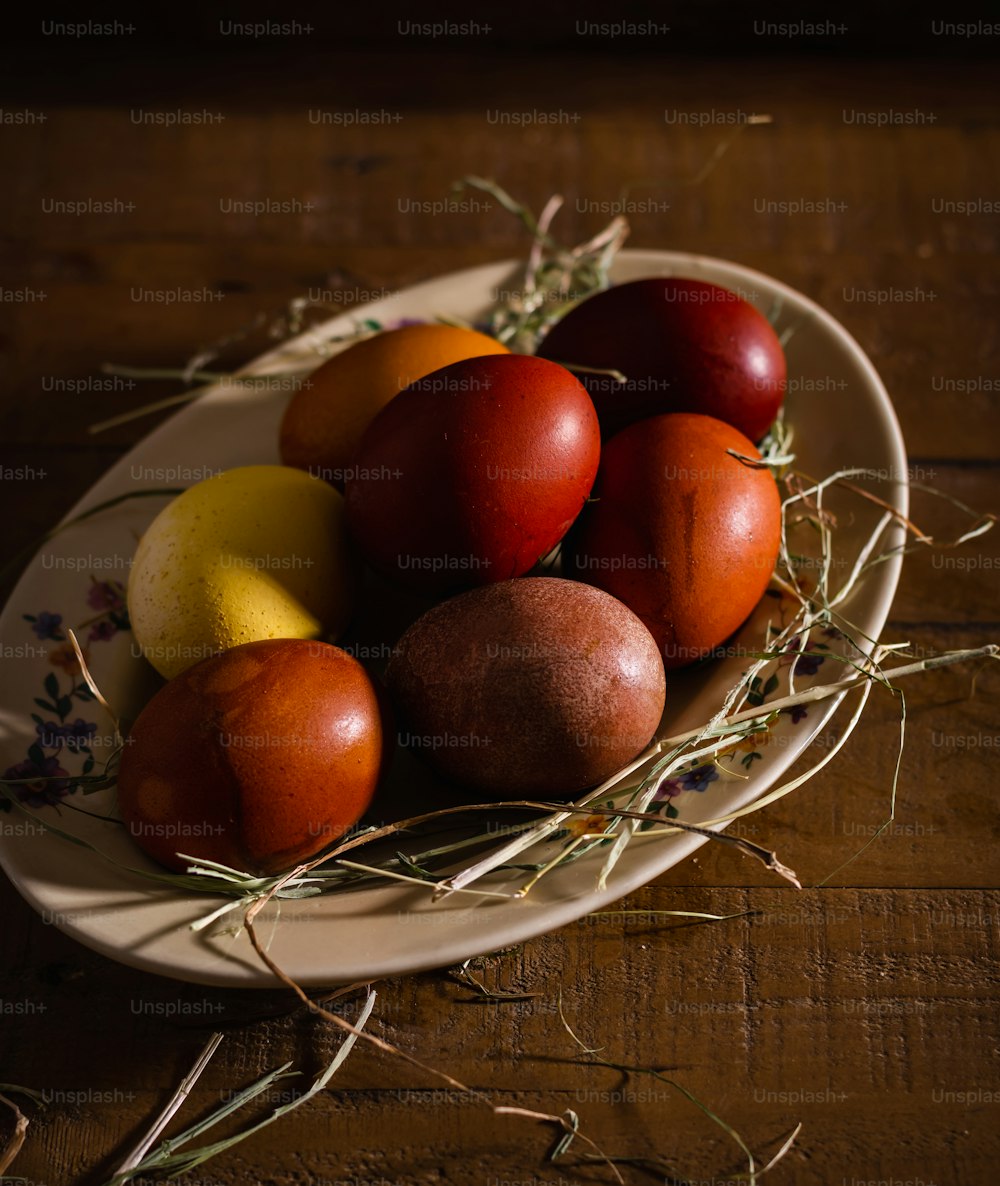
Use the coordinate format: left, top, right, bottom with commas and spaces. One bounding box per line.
345, 354, 601, 594
116, 639, 390, 875
386, 577, 666, 797
537, 276, 786, 441
566, 413, 782, 669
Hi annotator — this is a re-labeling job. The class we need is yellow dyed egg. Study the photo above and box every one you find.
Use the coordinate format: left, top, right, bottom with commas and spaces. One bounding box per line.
279, 322, 509, 489
128, 465, 355, 678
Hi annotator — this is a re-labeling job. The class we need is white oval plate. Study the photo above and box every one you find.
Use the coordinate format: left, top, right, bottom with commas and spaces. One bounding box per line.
0, 251, 907, 986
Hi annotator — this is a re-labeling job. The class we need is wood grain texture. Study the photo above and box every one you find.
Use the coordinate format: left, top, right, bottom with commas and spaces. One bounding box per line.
0, 42, 997, 1186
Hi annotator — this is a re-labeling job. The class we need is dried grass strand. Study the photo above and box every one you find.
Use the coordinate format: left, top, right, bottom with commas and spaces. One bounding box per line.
0, 1092, 29, 1175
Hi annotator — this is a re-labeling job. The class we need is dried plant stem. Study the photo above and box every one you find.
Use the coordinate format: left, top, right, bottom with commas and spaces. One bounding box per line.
837, 478, 933, 543
531, 803, 802, 888
97, 994, 376, 1186
754, 1122, 805, 1179
451, 961, 543, 1002
663, 646, 997, 742
516, 832, 611, 897
551, 361, 628, 382
699, 665, 880, 832
0, 1092, 29, 1175
588, 908, 762, 923
112, 1032, 224, 1181
243, 906, 484, 1101
335, 859, 513, 899
102, 364, 238, 383
0, 488, 184, 592
67, 627, 120, 733
435, 748, 670, 899
432, 645, 996, 900
596, 782, 660, 891
89, 388, 223, 433
92, 317, 384, 434
556, 993, 785, 1186
241, 905, 623, 1183
685, 115, 773, 188
814, 685, 908, 887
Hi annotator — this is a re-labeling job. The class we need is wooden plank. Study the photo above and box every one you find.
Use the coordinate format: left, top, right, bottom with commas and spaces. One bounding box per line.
3, 888, 998, 1182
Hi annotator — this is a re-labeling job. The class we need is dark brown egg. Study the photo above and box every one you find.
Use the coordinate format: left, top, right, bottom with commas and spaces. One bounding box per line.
537, 276, 786, 442
386, 577, 665, 797
116, 638, 389, 875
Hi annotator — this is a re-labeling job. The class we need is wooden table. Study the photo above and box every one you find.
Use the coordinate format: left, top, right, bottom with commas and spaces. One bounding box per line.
1, 35, 998, 1186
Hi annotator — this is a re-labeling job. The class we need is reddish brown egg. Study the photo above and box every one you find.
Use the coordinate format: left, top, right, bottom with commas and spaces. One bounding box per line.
116, 639, 389, 875
567, 413, 782, 669
386, 577, 666, 797
345, 354, 601, 594
537, 276, 786, 441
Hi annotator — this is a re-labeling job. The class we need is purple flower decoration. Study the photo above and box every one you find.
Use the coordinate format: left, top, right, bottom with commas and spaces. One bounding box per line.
793, 652, 826, 677
12, 578, 127, 809
652, 778, 684, 803
783, 704, 809, 724
679, 765, 719, 793
3, 756, 72, 806
86, 580, 126, 614
30, 612, 63, 641
36, 719, 97, 751
64, 719, 98, 751
88, 619, 117, 643
35, 720, 64, 748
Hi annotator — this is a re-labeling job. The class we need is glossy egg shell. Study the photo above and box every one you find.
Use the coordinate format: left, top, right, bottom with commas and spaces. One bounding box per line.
116, 639, 389, 875
386, 577, 666, 797
279, 323, 509, 489
567, 413, 782, 669
345, 354, 601, 594
537, 276, 786, 441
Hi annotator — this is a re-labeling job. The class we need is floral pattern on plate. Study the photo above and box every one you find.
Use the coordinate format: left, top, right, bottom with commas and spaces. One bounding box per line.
2, 579, 128, 808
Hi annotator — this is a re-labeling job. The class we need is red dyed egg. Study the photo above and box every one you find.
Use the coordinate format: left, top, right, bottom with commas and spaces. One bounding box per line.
537, 277, 786, 442
345, 354, 601, 593
117, 639, 389, 875
567, 413, 782, 669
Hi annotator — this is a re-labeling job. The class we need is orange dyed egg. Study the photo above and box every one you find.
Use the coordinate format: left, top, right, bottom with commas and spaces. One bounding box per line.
117, 639, 389, 875
568, 413, 782, 669
280, 323, 509, 489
